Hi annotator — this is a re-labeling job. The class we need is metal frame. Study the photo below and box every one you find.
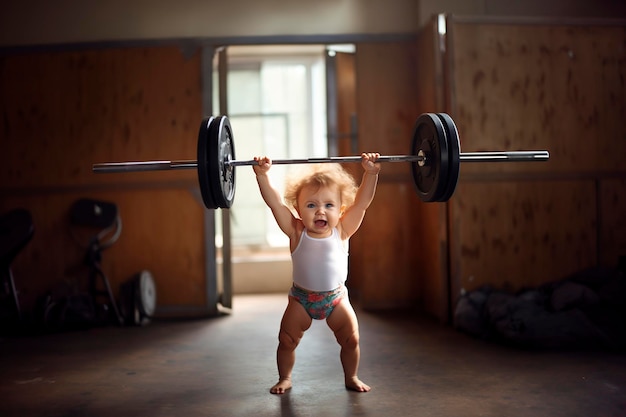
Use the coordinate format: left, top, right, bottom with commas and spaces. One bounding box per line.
216, 47, 233, 314
0, 33, 418, 56
200, 45, 221, 317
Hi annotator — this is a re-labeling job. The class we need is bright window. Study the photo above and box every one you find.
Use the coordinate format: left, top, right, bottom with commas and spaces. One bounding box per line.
213, 45, 328, 248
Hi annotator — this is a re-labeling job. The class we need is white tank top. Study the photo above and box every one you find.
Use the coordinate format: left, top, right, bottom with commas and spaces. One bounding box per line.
291, 228, 349, 292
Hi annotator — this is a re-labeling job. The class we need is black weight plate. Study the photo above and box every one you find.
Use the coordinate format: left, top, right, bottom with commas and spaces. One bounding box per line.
197, 116, 218, 209
410, 113, 449, 202
207, 116, 236, 209
435, 113, 461, 202
137, 270, 157, 317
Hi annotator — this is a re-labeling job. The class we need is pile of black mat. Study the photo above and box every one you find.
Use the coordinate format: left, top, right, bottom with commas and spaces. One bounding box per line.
454, 260, 626, 350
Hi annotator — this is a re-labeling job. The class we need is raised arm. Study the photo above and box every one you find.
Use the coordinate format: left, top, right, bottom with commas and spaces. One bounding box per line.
340, 153, 380, 238
253, 157, 298, 237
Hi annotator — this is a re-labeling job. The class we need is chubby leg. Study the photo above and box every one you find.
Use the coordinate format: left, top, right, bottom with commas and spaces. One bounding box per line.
271, 297, 312, 394
326, 299, 371, 392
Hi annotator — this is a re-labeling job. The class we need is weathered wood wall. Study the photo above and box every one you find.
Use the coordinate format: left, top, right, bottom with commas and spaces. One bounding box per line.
447, 19, 626, 302
348, 41, 423, 309
412, 17, 626, 322
0, 46, 211, 315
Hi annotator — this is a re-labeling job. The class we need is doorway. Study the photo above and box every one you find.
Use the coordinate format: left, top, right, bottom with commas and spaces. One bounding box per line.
213, 44, 356, 294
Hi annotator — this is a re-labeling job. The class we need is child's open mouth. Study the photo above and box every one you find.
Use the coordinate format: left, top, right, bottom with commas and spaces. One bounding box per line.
314, 220, 327, 228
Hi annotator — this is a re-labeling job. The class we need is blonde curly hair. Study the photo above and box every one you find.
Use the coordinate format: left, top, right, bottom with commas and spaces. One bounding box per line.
284, 164, 358, 212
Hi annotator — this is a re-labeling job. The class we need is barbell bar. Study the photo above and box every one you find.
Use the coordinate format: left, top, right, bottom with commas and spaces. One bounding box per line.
92, 113, 549, 208
93, 151, 548, 173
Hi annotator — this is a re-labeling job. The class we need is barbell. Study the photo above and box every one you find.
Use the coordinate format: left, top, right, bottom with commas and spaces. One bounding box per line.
92, 113, 549, 209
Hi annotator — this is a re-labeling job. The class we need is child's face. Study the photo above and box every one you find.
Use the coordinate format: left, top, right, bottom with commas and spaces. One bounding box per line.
296, 183, 343, 236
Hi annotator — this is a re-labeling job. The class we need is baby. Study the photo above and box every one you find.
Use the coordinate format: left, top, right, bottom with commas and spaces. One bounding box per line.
253, 153, 380, 394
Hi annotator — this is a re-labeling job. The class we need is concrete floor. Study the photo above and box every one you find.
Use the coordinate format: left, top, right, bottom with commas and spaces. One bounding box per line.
1, 294, 625, 417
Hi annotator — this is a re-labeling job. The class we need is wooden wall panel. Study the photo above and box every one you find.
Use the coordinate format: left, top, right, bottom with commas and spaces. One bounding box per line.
0, 46, 209, 318
450, 180, 597, 294
350, 182, 422, 309
600, 179, 626, 267
449, 23, 626, 176
350, 41, 421, 309
335, 52, 357, 157
108, 190, 207, 307
444, 19, 626, 305
1, 47, 201, 188
355, 42, 420, 178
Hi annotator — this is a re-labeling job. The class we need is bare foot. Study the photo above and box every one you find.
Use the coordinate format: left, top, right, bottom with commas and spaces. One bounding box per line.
270, 378, 292, 394
345, 377, 371, 392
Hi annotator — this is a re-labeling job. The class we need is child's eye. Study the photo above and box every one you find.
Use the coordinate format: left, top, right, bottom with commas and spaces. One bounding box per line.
325, 203, 334, 209
307, 203, 315, 209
